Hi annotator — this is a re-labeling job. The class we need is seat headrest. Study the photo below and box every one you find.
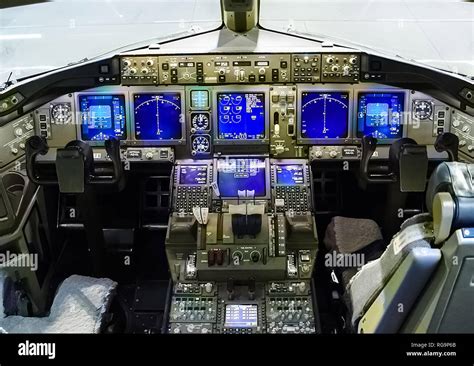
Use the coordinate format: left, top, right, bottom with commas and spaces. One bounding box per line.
426, 162, 474, 244
426, 162, 474, 212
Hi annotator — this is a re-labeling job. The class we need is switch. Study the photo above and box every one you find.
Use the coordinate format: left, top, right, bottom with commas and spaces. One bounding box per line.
208, 250, 215, 266
204, 282, 213, 294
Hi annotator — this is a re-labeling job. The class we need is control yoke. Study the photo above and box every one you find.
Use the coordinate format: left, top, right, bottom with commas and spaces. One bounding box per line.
360, 135, 397, 184
26, 136, 124, 191
360, 135, 430, 192
435, 132, 459, 162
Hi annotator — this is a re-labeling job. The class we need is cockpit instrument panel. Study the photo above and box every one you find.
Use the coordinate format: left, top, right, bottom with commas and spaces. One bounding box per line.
299, 91, 350, 140
179, 165, 208, 185
216, 158, 268, 198
79, 94, 127, 141
216, 92, 265, 142
357, 92, 405, 140
133, 93, 183, 142
275, 164, 305, 185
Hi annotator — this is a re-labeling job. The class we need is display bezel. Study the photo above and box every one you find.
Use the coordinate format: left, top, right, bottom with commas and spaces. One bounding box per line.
130, 86, 186, 146
212, 86, 270, 145
213, 156, 271, 200
76, 91, 129, 146
297, 86, 353, 145
354, 89, 408, 144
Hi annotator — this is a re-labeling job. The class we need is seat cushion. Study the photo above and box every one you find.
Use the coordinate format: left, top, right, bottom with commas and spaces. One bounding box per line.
347, 213, 434, 326
0, 275, 117, 333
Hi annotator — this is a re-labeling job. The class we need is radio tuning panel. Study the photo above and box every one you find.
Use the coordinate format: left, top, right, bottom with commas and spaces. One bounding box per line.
121, 56, 159, 85
291, 54, 321, 83
321, 53, 360, 82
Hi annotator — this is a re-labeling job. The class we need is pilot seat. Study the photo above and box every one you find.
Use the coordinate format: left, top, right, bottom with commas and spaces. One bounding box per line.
324, 161, 474, 333
0, 274, 117, 333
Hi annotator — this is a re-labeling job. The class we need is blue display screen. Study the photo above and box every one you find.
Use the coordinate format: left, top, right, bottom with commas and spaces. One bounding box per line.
134, 93, 182, 140
217, 158, 266, 197
301, 92, 349, 139
357, 92, 404, 139
276, 165, 305, 185
217, 93, 265, 140
80, 95, 126, 141
179, 165, 207, 185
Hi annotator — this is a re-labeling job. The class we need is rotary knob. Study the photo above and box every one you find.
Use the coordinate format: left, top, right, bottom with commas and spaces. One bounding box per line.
329, 150, 338, 158
250, 251, 260, 263
459, 140, 467, 147
298, 282, 306, 293
204, 282, 213, 293
145, 151, 154, 160
141, 67, 149, 74
146, 59, 154, 67
123, 59, 132, 67
452, 119, 460, 127
331, 65, 339, 72
349, 56, 358, 65
11, 147, 19, 155
14, 128, 23, 137
129, 67, 137, 75
326, 56, 334, 64
232, 251, 243, 264
468, 145, 474, 152
258, 67, 266, 75
314, 150, 323, 158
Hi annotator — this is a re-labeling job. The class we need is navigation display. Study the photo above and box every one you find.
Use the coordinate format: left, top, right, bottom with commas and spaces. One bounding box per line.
276, 164, 305, 185
217, 92, 265, 140
134, 93, 182, 141
79, 94, 126, 141
300, 92, 349, 139
224, 305, 258, 328
217, 158, 266, 197
357, 92, 404, 139
179, 165, 207, 185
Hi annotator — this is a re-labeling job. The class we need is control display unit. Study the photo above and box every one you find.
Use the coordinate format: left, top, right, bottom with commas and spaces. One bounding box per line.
133, 93, 183, 142
357, 92, 405, 140
216, 92, 265, 141
179, 165, 208, 185
79, 94, 127, 141
300, 91, 349, 140
276, 164, 305, 185
224, 304, 259, 328
216, 158, 267, 198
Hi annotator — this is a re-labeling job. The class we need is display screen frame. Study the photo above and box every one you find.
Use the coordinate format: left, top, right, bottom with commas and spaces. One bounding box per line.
297, 87, 353, 145
224, 304, 259, 328
213, 156, 271, 200
129, 86, 186, 146
355, 90, 407, 143
212, 86, 270, 145
178, 165, 208, 186
77, 92, 128, 145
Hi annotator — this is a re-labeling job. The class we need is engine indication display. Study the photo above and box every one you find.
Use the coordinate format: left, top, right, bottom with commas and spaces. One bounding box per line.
357, 92, 404, 139
79, 94, 126, 141
300, 92, 349, 139
134, 93, 183, 141
217, 92, 265, 140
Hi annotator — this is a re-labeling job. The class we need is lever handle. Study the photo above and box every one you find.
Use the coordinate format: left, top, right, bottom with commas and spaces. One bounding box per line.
25, 136, 56, 185
360, 135, 396, 184
435, 132, 459, 162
